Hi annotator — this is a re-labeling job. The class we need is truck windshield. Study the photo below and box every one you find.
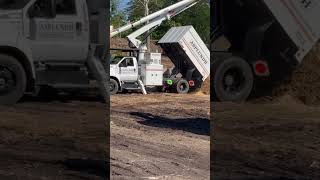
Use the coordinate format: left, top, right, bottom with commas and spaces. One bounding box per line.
110, 56, 123, 64
0, 0, 30, 10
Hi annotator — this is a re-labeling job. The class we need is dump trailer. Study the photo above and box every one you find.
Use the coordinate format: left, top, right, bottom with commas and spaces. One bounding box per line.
158, 26, 210, 92
0, 0, 109, 104
212, 0, 320, 101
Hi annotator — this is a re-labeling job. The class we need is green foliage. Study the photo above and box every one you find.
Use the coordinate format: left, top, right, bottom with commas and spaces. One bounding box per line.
112, 0, 210, 44
126, 0, 166, 22
110, 0, 126, 28
174, 0, 210, 44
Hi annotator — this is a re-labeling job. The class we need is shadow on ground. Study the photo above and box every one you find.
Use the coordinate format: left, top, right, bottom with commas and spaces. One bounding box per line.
130, 112, 209, 136
63, 159, 108, 178
20, 94, 104, 103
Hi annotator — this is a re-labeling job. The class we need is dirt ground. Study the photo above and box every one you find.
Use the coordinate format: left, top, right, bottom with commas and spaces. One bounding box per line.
213, 96, 320, 179
0, 94, 108, 180
213, 44, 320, 179
110, 93, 210, 179
110, 38, 211, 179
269, 44, 320, 105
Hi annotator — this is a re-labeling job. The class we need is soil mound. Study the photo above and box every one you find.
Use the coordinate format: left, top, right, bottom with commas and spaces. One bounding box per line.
272, 44, 320, 105
200, 78, 210, 95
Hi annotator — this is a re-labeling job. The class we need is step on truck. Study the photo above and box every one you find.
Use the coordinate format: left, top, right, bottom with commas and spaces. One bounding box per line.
0, 0, 109, 104
212, 0, 320, 102
109, 26, 210, 94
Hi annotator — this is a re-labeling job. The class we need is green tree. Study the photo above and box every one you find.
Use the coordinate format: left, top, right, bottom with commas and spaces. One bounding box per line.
174, 0, 210, 44
111, 0, 126, 29
124, 0, 210, 44
126, 0, 166, 22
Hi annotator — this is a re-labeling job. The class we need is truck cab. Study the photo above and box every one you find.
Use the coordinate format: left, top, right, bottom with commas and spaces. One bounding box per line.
28, 0, 90, 63
0, 0, 108, 104
110, 56, 139, 94
109, 53, 165, 95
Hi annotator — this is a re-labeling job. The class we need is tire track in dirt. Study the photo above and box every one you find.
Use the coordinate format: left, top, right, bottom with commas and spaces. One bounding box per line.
0, 96, 107, 180
213, 101, 320, 179
111, 94, 210, 179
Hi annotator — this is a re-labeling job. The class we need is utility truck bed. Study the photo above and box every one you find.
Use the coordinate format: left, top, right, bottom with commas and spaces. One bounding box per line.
158, 26, 210, 81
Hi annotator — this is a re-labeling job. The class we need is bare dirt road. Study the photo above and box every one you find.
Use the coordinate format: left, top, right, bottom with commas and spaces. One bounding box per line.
213, 96, 320, 179
111, 93, 210, 179
0, 95, 107, 180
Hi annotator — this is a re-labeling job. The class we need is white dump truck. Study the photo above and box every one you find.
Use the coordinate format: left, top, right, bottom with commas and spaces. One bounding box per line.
159, 26, 210, 92
212, 0, 320, 101
110, 0, 210, 94
110, 26, 210, 94
0, 0, 109, 104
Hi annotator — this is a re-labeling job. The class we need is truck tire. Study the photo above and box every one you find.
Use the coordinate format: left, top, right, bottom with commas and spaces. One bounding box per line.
0, 54, 27, 104
175, 79, 190, 94
213, 56, 253, 102
110, 79, 119, 95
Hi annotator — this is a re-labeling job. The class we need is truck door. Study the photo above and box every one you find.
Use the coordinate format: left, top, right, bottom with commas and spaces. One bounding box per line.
118, 58, 138, 82
27, 0, 89, 62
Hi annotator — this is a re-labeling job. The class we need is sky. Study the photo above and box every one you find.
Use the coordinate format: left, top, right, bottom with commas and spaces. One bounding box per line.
119, 0, 129, 10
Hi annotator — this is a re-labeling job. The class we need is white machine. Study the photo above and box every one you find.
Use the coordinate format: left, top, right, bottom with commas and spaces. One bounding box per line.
141, 53, 163, 86
111, 0, 198, 53
110, 0, 203, 95
158, 26, 210, 82
110, 25, 210, 95
0, 0, 109, 104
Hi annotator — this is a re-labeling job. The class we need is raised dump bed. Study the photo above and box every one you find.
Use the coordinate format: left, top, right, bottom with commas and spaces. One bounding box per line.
212, 0, 320, 102
158, 26, 210, 86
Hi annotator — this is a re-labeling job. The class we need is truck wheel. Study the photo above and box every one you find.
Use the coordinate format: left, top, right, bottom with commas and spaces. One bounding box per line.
175, 79, 190, 94
110, 79, 119, 95
0, 54, 27, 104
213, 56, 253, 102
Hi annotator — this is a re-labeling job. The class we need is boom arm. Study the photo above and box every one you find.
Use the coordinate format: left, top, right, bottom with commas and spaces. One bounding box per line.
111, 0, 198, 48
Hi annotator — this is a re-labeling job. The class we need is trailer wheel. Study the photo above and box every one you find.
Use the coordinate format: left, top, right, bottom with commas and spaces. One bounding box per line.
0, 54, 26, 104
213, 56, 253, 102
110, 79, 119, 95
175, 79, 190, 94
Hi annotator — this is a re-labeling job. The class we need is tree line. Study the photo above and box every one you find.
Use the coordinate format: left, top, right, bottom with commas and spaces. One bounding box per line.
111, 0, 210, 45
